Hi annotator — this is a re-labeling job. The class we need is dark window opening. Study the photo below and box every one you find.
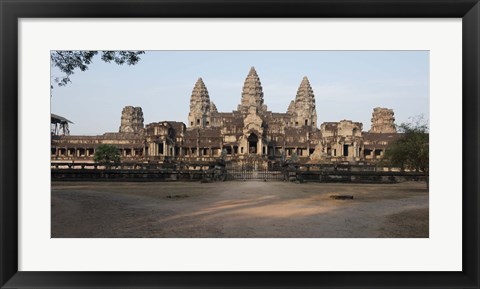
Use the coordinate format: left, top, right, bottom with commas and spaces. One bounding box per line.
159, 143, 164, 155
248, 133, 258, 154
343, 145, 349, 156
268, 146, 274, 156
305, 119, 308, 126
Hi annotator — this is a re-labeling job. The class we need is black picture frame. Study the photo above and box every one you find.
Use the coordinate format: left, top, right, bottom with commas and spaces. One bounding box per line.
1, 0, 479, 288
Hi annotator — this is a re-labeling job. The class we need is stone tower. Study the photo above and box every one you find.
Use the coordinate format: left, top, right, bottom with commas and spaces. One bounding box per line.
287, 100, 295, 114
290, 76, 317, 127
119, 106, 144, 133
188, 78, 213, 128
369, 107, 396, 133
238, 67, 267, 113
211, 102, 218, 113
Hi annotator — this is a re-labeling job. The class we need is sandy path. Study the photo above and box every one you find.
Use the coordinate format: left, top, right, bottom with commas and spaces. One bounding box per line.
51, 181, 428, 238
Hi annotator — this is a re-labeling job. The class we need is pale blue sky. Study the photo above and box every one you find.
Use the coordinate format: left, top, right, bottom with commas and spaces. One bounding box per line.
51, 51, 429, 135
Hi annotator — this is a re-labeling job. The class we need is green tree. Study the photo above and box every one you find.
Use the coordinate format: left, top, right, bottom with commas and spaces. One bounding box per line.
289, 151, 299, 163
51, 51, 144, 87
94, 144, 121, 169
383, 117, 429, 186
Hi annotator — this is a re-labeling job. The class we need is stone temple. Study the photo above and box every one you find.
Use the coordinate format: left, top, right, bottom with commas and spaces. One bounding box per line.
51, 67, 402, 166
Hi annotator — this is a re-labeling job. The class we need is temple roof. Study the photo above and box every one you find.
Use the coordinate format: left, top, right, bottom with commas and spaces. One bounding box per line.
363, 132, 403, 142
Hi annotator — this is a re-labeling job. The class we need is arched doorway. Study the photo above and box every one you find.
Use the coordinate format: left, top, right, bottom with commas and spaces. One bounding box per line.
248, 133, 258, 154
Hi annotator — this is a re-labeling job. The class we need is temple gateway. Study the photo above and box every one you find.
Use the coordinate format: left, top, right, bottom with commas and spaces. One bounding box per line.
51, 67, 402, 167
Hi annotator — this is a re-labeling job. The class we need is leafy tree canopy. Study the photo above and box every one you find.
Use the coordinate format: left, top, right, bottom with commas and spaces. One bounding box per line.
93, 144, 121, 168
383, 116, 429, 173
51, 51, 144, 87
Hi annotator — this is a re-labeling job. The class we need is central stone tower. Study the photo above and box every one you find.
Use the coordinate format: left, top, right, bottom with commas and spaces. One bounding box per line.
238, 67, 267, 114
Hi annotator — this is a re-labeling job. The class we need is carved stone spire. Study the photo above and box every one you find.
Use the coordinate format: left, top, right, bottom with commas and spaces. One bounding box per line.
290, 76, 317, 127
287, 100, 295, 114
188, 78, 212, 128
238, 67, 266, 113
119, 106, 144, 133
295, 77, 315, 103
369, 107, 396, 133
211, 101, 218, 113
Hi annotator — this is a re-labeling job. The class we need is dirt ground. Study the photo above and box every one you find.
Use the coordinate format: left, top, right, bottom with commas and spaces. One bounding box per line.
51, 181, 428, 238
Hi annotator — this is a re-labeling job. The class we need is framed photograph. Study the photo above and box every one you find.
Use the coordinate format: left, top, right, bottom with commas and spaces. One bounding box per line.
1, 0, 479, 288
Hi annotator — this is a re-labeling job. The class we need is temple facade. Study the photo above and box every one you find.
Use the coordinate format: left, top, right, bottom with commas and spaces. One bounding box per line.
51, 67, 401, 166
